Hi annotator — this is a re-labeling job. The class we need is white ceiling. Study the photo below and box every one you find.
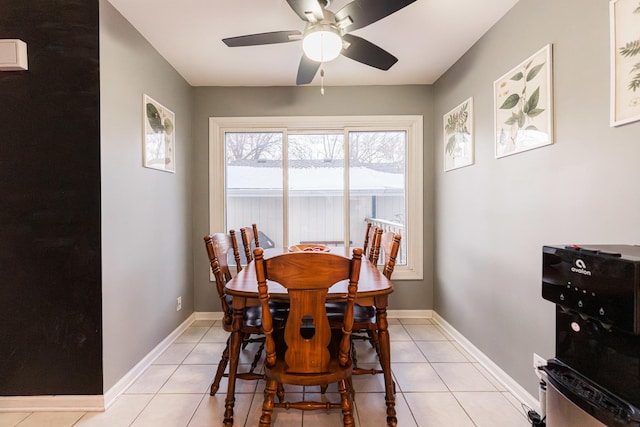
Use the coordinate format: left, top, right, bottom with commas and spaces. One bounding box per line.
107, 0, 519, 87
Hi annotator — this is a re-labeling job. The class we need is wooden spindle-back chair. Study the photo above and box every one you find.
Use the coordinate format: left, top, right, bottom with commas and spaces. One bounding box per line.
328, 232, 402, 379
255, 247, 362, 426
203, 232, 274, 395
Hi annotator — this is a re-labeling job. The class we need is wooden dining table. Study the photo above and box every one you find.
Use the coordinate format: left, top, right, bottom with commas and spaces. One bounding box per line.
222, 247, 397, 426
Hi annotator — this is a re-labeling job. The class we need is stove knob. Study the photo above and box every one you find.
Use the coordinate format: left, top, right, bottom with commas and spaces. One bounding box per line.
578, 300, 584, 308
599, 307, 605, 316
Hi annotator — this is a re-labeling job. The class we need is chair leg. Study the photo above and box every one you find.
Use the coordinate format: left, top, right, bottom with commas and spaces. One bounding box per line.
259, 378, 277, 427
250, 339, 265, 374
351, 337, 359, 369
369, 329, 381, 357
276, 382, 285, 403
367, 329, 376, 348
347, 376, 355, 399
242, 333, 250, 350
211, 338, 231, 395
338, 378, 355, 427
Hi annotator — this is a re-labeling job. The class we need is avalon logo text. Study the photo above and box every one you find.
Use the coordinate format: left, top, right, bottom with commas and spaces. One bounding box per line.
571, 259, 592, 276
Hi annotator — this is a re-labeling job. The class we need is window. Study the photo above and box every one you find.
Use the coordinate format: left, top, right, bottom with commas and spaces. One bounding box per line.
210, 116, 423, 280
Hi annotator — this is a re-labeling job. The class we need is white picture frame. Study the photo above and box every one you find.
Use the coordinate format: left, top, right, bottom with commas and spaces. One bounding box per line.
494, 44, 553, 158
610, 0, 640, 127
443, 97, 474, 171
143, 94, 175, 173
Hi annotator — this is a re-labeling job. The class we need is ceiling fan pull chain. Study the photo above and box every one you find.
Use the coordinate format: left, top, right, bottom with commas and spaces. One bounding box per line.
320, 68, 325, 95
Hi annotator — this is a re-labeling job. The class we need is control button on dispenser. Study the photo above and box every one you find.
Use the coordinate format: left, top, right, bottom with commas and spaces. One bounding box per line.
599, 308, 605, 316
578, 300, 584, 308
560, 294, 565, 301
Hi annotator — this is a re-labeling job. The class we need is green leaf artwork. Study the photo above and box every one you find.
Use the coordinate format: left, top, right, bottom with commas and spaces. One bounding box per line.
619, 3, 640, 92
499, 60, 545, 130
495, 45, 552, 157
444, 98, 473, 170
526, 63, 545, 82
143, 95, 175, 172
444, 101, 469, 155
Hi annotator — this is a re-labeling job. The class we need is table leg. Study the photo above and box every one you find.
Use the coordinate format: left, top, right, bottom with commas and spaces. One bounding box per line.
223, 304, 244, 426
376, 300, 397, 426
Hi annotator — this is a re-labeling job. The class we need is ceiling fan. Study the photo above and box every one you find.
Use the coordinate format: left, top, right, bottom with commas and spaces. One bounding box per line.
222, 0, 417, 85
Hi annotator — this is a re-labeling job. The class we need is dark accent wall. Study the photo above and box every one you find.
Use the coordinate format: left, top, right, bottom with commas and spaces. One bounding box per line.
0, 0, 102, 395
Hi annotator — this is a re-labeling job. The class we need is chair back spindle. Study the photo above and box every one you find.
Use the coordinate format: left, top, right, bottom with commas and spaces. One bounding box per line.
229, 229, 242, 274
369, 228, 383, 265
255, 248, 277, 368
362, 222, 373, 256
380, 232, 402, 279
240, 223, 260, 263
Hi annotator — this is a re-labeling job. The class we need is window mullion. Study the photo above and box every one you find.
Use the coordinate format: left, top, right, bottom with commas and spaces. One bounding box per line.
344, 129, 350, 249
282, 129, 289, 248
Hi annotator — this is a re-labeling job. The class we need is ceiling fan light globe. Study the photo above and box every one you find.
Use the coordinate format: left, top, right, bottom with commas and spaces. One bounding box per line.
302, 28, 342, 62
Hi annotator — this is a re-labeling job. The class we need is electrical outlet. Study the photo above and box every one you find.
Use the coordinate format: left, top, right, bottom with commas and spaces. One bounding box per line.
533, 353, 547, 369
176, 296, 182, 312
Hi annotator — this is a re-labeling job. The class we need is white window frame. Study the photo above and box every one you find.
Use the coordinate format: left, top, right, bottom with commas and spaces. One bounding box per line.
209, 115, 423, 280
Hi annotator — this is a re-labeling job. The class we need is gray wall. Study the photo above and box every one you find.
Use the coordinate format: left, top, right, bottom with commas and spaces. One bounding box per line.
433, 0, 640, 397
192, 86, 434, 312
100, 0, 194, 391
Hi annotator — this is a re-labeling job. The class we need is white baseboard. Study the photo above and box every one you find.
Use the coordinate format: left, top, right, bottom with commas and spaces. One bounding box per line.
387, 309, 432, 318
432, 311, 541, 414
103, 313, 197, 409
0, 395, 104, 413
194, 311, 224, 321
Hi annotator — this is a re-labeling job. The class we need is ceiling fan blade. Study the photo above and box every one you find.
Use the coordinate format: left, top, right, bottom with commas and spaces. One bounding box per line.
341, 34, 398, 70
287, 0, 325, 22
296, 55, 321, 85
335, 0, 417, 31
223, 30, 302, 47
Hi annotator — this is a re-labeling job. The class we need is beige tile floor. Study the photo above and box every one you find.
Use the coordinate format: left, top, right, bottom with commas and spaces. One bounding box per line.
0, 318, 532, 426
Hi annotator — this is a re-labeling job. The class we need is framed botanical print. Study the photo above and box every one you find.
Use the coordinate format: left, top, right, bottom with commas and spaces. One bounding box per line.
443, 97, 474, 171
494, 44, 553, 158
610, 0, 640, 126
143, 94, 175, 173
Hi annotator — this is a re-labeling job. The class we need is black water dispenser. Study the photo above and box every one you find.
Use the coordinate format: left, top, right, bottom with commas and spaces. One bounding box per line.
541, 244, 640, 426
